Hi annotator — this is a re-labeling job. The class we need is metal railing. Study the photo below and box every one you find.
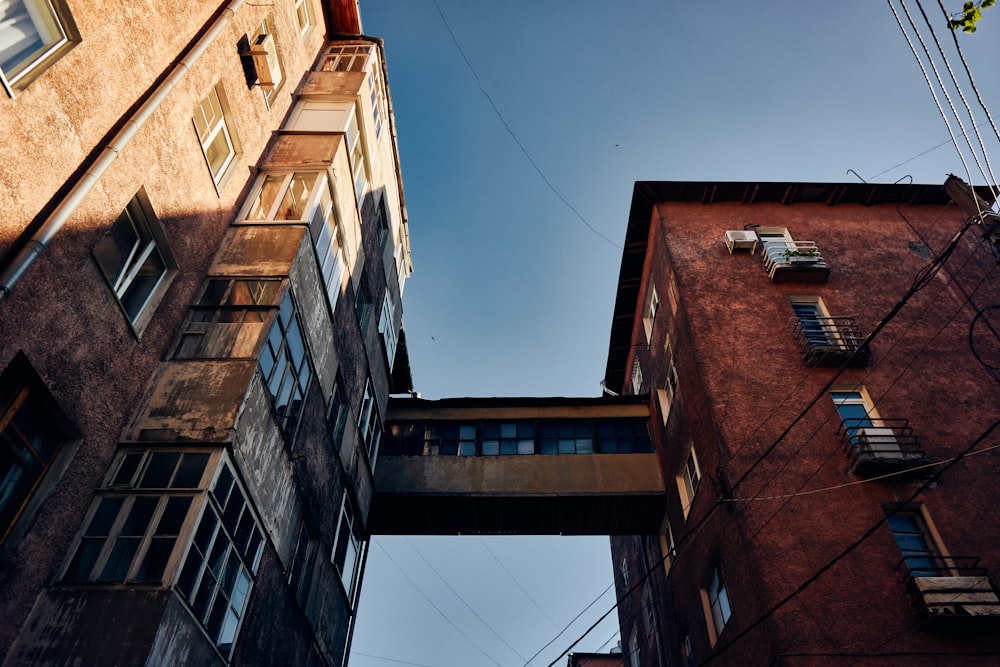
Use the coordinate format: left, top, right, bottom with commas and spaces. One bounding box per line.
836, 418, 927, 475
788, 314, 869, 367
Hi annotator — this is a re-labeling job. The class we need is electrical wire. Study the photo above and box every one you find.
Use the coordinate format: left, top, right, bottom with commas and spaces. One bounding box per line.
701, 419, 1000, 665
373, 540, 506, 667
404, 537, 528, 662
430, 0, 620, 249
522, 579, 617, 667
479, 537, 560, 630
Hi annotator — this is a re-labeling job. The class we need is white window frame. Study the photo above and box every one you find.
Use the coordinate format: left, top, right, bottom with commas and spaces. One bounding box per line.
0, 0, 79, 95
92, 189, 177, 335
657, 336, 679, 424
702, 565, 732, 646
630, 357, 643, 395
332, 494, 363, 603
660, 518, 676, 574
358, 379, 382, 469
293, 0, 316, 38
676, 445, 700, 519
378, 293, 398, 370
193, 83, 240, 188
239, 171, 348, 313
643, 285, 659, 344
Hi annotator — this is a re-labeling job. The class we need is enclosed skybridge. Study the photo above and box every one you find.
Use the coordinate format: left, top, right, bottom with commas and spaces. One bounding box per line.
369, 396, 668, 535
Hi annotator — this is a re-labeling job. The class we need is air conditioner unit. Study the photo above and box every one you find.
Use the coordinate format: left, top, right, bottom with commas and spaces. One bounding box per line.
249, 33, 282, 91
725, 230, 757, 254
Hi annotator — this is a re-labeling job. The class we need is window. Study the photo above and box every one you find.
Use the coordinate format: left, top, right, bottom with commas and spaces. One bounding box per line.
63, 451, 211, 584
681, 634, 696, 667
355, 278, 372, 331
628, 626, 640, 667
288, 521, 318, 609
193, 84, 240, 187
643, 285, 659, 343
375, 194, 390, 251
294, 0, 316, 36
790, 296, 836, 346
358, 380, 382, 468
175, 279, 282, 359
621, 555, 629, 585
482, 422, 534, 455
241, 172, 348, 312
259, 290, 312, 443
886, 508, 943, 578
676, 445, 700, 519
369, 67, 385, 139
425, 424, 476, 456
332, 495, 362, 601
251, 21, 283, 106
596, 419, 652, 453
705, 565, 732, 642
320, 43, 372, 73
378, 293, 398, 370
93, 190, 176, 333
657, 337, 679, 424
538, 422, 593, 454
176, 461, 264, 659
0, 353, 74, 545
831, 389, 876, 445
660, 518, 676, 573
346, 108, 368, 203
328, 375, 348, 448
0, 0, 79, 95
631, 357, 643, 394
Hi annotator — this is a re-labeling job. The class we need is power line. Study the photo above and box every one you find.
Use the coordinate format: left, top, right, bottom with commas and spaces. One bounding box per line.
404, 537, 528, 663
479, 537, 560, 630
373, 540, 506, 667
350, 652, 433, 667
430, 0, 620, 249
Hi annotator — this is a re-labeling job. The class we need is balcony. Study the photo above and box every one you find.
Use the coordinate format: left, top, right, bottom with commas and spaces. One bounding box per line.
837, 418, 928, 476
762, 239, 830, 282
896, 557, 1000, 629
788, 315, 869, 367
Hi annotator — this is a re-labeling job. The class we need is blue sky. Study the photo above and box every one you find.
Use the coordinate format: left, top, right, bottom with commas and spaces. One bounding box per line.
349, 2, 1000, 666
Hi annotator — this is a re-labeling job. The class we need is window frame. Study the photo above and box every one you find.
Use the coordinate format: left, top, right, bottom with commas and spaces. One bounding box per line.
0, 0, 80, 96
884, 505, 950, 578
790, 295, 839, 346
293, 0, 317, 37
193, 83, 241, 190
630, 357, 643, 395
332, 494, 363, 604
643, 285, 659, 344
358, 379, 382, 469
93, 189, 177, 335
258, 289, 313, 446
676, 444, 701, 519
701, 564, 732, 647
0, 353, 77, 546
174, 279, 283, 360
657, 336, 679, 425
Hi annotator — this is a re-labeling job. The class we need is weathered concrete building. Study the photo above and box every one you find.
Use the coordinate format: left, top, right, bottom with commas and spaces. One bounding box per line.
0, 1, 410, 664
605, 180, 1000, 666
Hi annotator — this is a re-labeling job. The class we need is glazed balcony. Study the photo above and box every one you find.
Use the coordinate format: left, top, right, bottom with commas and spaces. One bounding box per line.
837, 418, 928, 476
895, 556, 1000, 629
788, 314, 869, 367
762, 239, 830, 282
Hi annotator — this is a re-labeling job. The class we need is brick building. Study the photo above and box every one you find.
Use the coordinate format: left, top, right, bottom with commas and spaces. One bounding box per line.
0, 1, 411, 664
605, 180, 1000, 666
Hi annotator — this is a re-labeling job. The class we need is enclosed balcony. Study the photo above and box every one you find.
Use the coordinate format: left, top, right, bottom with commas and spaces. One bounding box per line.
896, 557, 1000, 629
838, 418, 928, 476
788, 314, 869, 367
762, 239, 830, 282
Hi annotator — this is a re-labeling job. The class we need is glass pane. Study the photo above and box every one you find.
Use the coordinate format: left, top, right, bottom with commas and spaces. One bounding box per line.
98, 538, 140, 582
140, 452, 180, 488
205, 126, 234, 177
120, 246, 167, 322
155, 496, 192, 535
193, 510, 218, 554
112, 452, 144, 487
136, 536, 175, 581
247, 175, 285, 220
64, 538, 103, 581
172, 454, 209, 488
93, 211, 139, 284
482, 440, 499, 456
231, 568, 251, 612
275, 173, 314, 220
85, 497, 124, 535
213, 466, 235, 506
121, 496, 158, 535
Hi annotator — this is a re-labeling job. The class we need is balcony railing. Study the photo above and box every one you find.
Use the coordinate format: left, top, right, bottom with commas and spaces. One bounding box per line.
837, 418, 928, 476
895, 556, 1000, 629
761, 240, 830, 282
788, 315, 869, 367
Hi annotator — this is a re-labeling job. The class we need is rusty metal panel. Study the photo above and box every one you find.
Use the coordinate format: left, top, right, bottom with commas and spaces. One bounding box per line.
145, 595, 222, 666
300, 70, 366, 98
209, 226, 306, 277
127, 361, 256, 442
263, 133, 344, 171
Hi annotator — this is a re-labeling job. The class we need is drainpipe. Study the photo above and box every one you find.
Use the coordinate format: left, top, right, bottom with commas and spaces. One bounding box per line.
0, 0, 245, 304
